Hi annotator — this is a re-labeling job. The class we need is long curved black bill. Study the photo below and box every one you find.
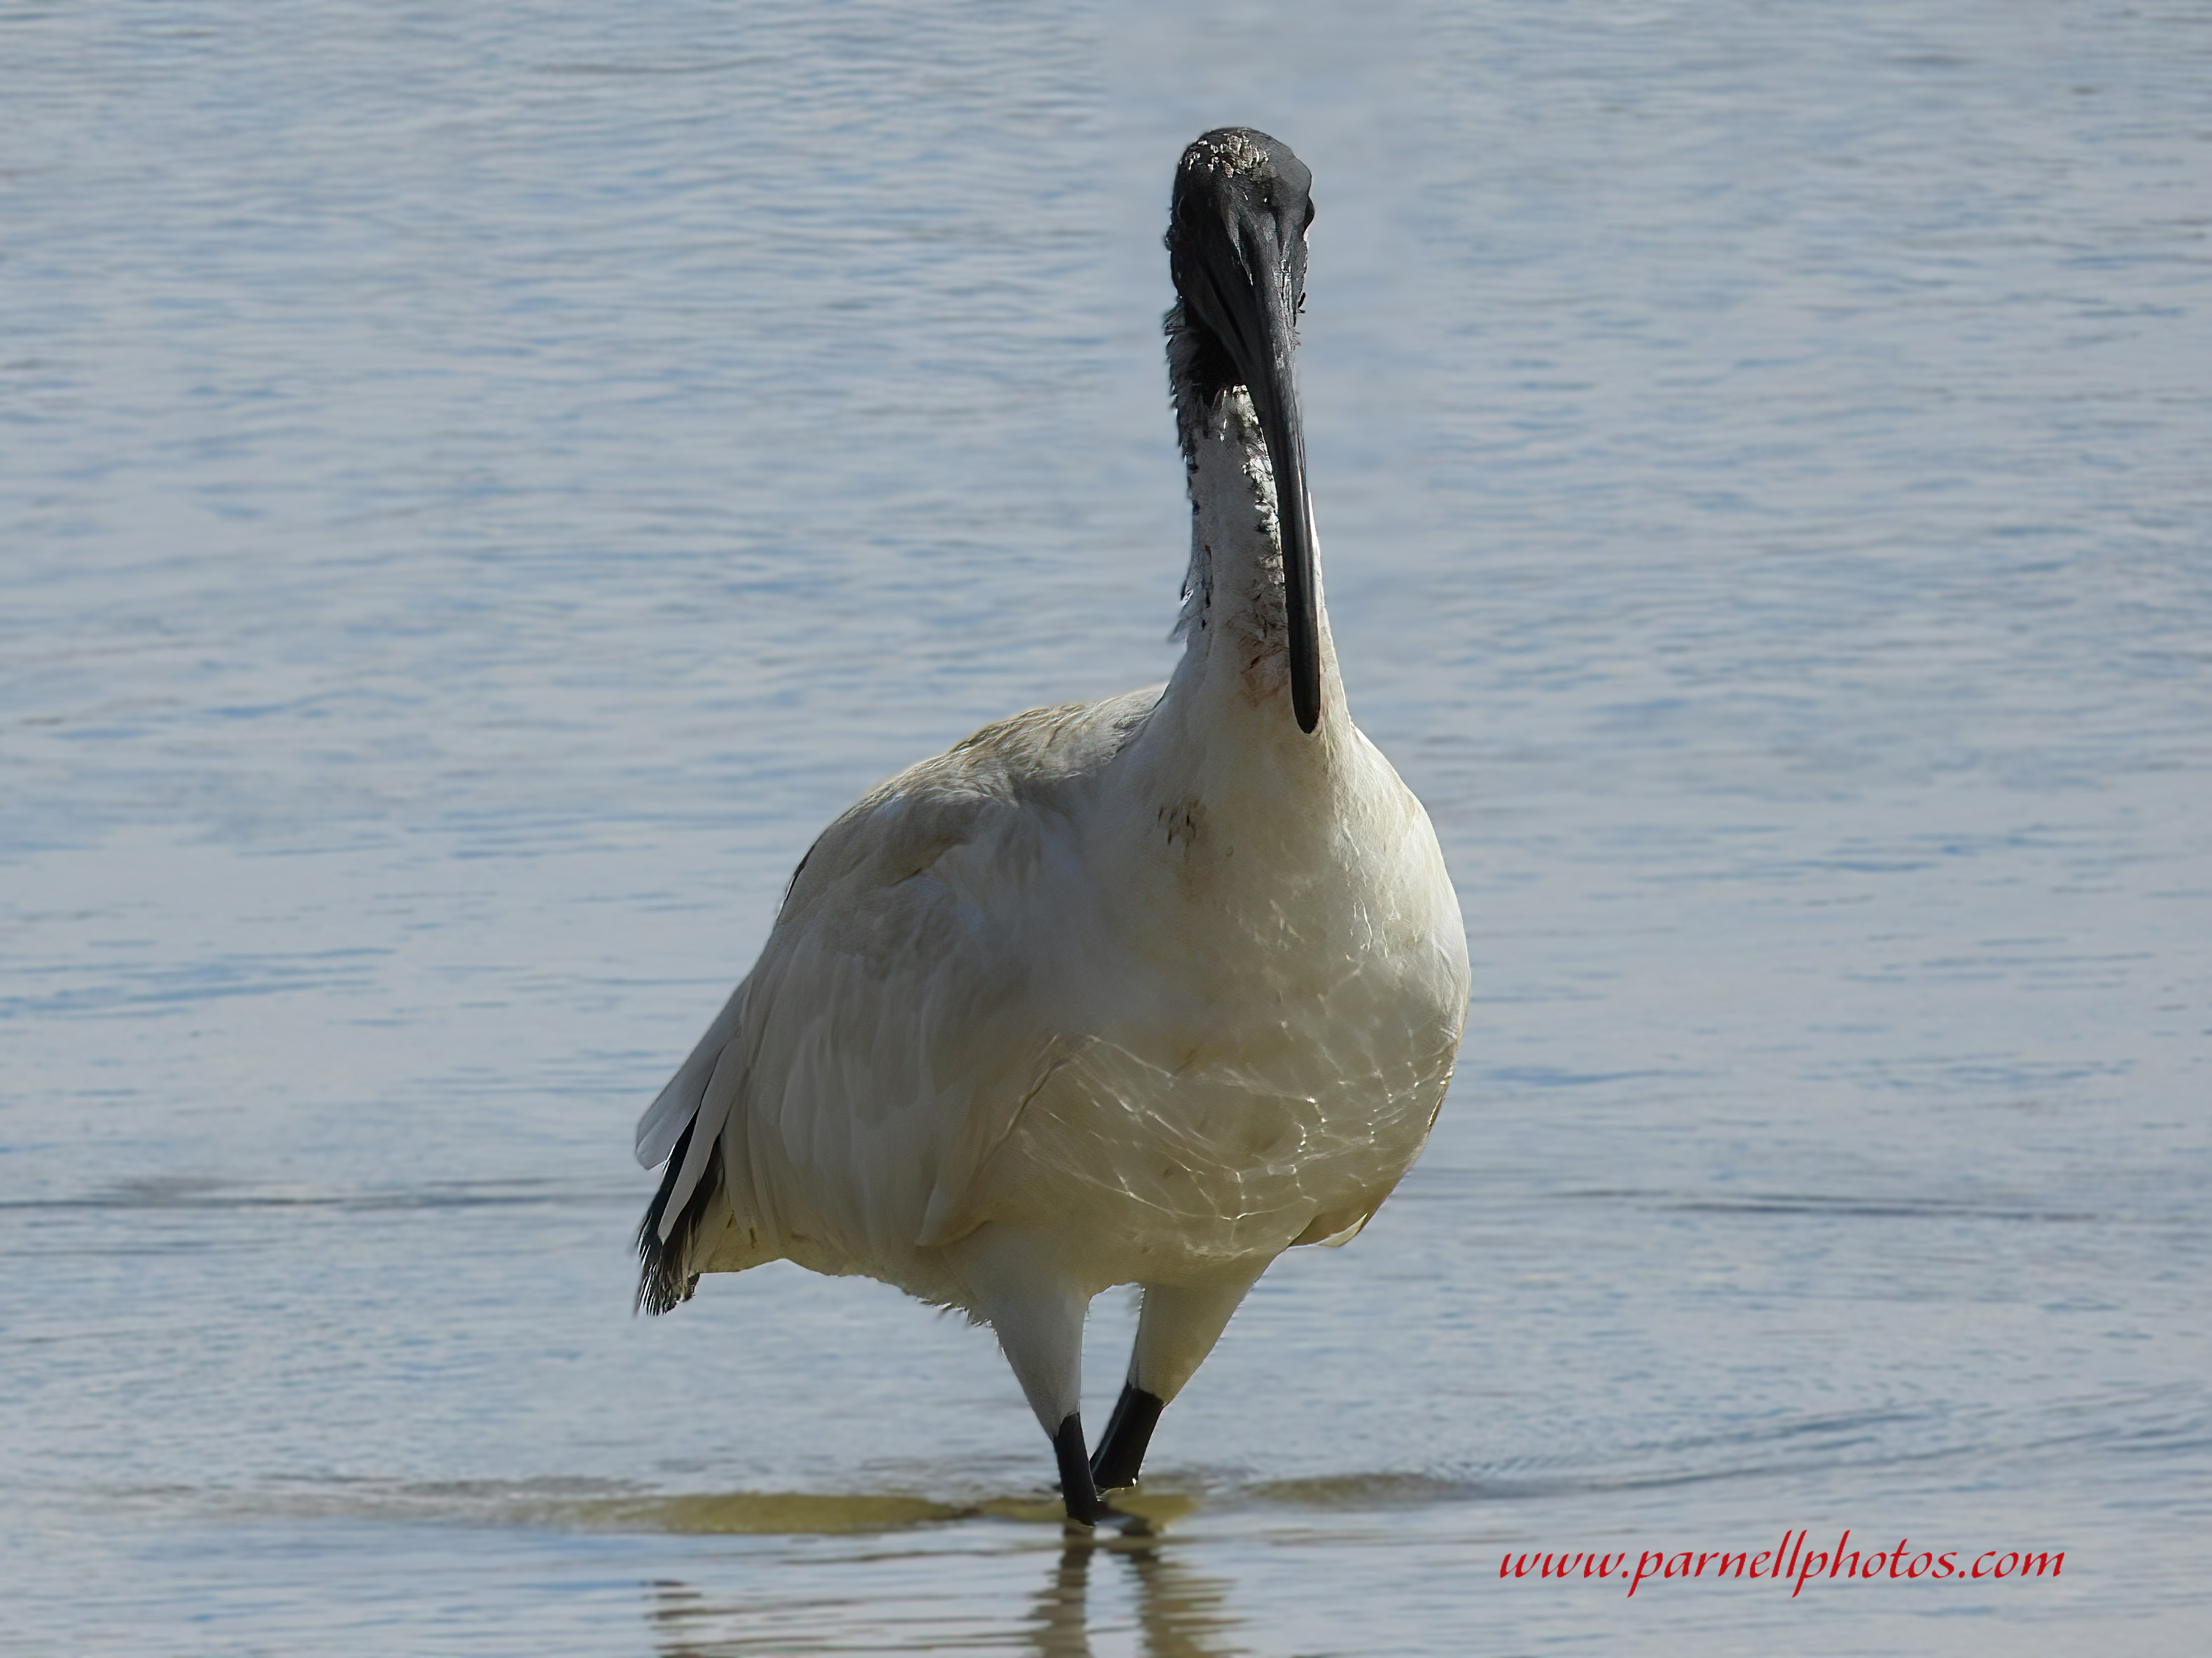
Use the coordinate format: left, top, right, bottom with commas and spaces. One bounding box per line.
1177, 177, 1323, 733
1242, 248, 1322, 734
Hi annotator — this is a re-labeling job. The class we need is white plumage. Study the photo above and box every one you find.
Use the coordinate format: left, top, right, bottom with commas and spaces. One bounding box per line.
634, 128, 1468, 1524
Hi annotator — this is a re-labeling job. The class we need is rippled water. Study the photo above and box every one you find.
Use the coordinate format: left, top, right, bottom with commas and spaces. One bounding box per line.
6, 1, 2209, 1652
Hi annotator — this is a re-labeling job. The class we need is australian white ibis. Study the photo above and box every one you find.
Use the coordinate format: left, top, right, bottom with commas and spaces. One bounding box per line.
634, 127, 1468, 1526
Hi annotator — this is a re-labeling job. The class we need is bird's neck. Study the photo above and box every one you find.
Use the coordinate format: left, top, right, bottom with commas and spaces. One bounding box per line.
1164, 384, 1346, 743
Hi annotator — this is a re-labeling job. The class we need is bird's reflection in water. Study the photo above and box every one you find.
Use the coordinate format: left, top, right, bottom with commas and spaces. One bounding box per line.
1027, 1531, 1241, 1658
645, 1526, 1241, 1658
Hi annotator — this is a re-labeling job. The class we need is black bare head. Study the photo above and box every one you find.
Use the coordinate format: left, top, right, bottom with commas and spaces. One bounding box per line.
1165, 128, 1323, 734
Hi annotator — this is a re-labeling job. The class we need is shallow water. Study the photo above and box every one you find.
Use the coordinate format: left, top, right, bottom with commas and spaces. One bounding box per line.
4, 1, 2209, 1652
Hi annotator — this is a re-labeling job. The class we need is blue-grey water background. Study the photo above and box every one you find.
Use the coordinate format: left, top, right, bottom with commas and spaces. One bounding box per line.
5, 1, 2209, 1652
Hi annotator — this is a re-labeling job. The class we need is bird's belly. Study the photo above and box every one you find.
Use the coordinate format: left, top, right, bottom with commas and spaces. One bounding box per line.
952, 973, 1461, 1289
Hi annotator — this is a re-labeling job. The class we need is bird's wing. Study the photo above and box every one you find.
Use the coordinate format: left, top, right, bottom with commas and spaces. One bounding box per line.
635, 977, 749, 1171
637, 691, 1156, 1296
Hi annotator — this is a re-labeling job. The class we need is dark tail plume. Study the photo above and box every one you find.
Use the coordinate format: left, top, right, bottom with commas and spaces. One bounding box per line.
634, 1116, 721, 1316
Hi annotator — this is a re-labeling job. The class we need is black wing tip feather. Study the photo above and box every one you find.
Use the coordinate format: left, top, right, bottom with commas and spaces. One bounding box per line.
634, 1115, 718, 1316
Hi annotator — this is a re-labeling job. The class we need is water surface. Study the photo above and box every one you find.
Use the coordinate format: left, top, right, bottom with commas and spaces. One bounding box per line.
5, 1, 2209, 1652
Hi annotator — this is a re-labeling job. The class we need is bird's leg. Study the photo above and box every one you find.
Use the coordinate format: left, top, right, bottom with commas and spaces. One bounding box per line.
946, 1224, 1120, 1527
1052, 1412, 1116, 1528
1092, 1267, 1266, 1491
1090, 1379, 1165, 1493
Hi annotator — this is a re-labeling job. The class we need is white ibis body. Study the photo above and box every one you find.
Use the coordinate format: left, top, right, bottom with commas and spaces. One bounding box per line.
634, 129, 1469, 1525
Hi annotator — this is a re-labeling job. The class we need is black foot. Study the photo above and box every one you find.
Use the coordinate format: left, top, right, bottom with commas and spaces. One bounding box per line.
1090, 1382, 1165, 1491
1052, 1412, 1122, 1526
